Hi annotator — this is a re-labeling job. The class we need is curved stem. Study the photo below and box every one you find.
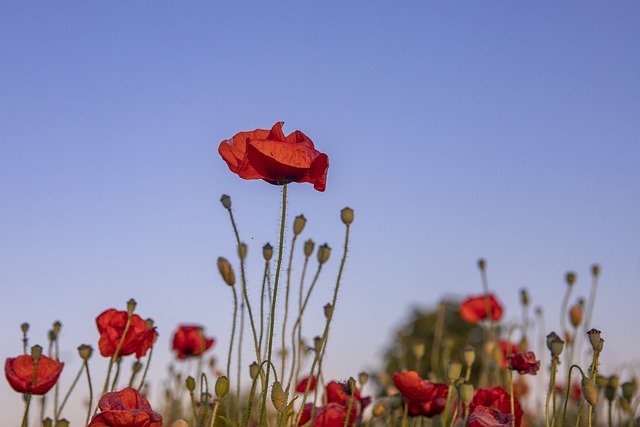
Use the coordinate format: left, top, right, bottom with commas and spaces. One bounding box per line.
562, 364, 586, 427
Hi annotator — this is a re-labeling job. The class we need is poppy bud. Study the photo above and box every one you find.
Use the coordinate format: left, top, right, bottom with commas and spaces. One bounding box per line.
132, 360, 143, 374
217, 257, 236, 286
587, 328, 602, 352
271, 381, 286, 412
447, 360, 462, 383
21, 322, 29, 334
372, 402, 386, 417
459, 382, 474, 404
347, 377, 357, 395
569, 304, 583, 328
249, 362, 260, 380
293, 215, 307, 236
215, 376, 229, 398
172, 420, 189, 427
31, 345, 43, 361
582, 378, 599, 406
358, 371, 369, 387
477, 258, 486, 271
565, 272, 576, 286
604, 385, 616, 402
238, 242, 248, 261
520, 288, 530, 307
52, 321, 62, 337
313, 336, 323, 352
77, 344, 93, 361
341, 207, 354, 225
323, 303, 333, 319
263, 243, 273, 261
413, 343, 426, 360
303, 239, 315, 258
317, 244, 331, 265
186, 376, 196, 392
220, 194, 231, 210
56, 420, 70, 427
127, 298, 137, 315
622, 381, 636, 400
595, 375, 607, 389
463, 346, 476, 367
546, 332, 564, 357
591, 264, 600, 277
42, 418, 52, 427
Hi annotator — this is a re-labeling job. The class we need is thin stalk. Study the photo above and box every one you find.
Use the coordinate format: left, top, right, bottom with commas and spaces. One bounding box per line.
209, 399, 221, 427
138, 344, 155, 390
281, 233, 299, 376
84, 361, 93, 427
509, 369, 515, 427
55, 363, 84, 419
561, 364, 586, 427
110, 357, 122, 391
259, 260, 270, 356
100, 313, 133, 399
546, 356, 559, 427
343, 394, 355, 427
442, 382, 455, 427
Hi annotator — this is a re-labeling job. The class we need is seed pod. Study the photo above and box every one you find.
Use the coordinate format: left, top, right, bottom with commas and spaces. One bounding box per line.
220, 194, 231, 209
78, 344, 93, 361
238, 242, 248, 261
215, 376, 229, 398
317, 244, 331, 265
463, 346, 476, 367
447, 360, 462, 383
293, 215, 307, 236
582, 378, 599, 407
263, 243, 273, 261
217, 257, 236, 286
271, 381, 286, 412
303, 239, 315, 257
340, 207, 354, 225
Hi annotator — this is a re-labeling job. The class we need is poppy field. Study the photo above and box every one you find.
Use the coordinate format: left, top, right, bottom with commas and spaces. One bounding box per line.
5, 123, 639, 427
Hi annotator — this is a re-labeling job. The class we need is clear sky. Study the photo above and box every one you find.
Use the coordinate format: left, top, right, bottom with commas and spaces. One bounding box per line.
1, 1, 639, 423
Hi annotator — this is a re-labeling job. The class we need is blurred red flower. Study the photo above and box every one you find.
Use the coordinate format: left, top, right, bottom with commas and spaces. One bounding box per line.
297, 402, 357, 427
296, 375, 317, 393
219, 122, 329, 192
470, 387, 523, 427
96, 309, 157, 358
460, 294, 504, 323
508, 351, 540, 375
88, 387, 162, 427
392, 371, 448, 417
5, 354, 63, 395
498, 340, 520, 369
467, 405, 513, 427
325, 380, 371, 418
172, 325, 214, 360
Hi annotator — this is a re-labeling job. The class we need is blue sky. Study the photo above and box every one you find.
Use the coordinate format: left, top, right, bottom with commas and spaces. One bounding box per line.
1, 1, 639, 422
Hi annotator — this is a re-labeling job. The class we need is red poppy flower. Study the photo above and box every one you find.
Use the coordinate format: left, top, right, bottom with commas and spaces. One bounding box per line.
5, 354, 64, 395
470, 387, 523, 427
498, 340, 520, 369
467, 405, 514, 427
96, 309, 157, 358
172, 325, 214, 360
460, 294, 504, 323
296, 376, 317, 393
218, 122, 329, 192
88, 387, 162, 427
392, 371, 448, 417
297, 402, 357, 427
324, 381, 371, 417
508, 351, 540, 375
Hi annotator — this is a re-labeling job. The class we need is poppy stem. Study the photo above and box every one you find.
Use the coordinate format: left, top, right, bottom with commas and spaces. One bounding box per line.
546, 356, 559, 427
258, 259, 270, 357
21, 394, 32, 427
259, 182, 288, 427
84, 361, 93, 427
561, 364, 585, 427
138, 343, 155, 390
509, 369, 515, 427
54, 363, 84, 419
226, 286, 238, 420
100, 311, 133, 399
281, 232, 299, 382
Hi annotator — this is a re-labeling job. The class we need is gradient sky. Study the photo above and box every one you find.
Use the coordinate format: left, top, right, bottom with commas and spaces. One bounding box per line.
1, 1, 639, 423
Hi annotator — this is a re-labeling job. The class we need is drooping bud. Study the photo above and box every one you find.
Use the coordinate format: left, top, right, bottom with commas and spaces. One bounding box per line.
78, 344, 93, 361
340, 207, 354, 225
127, 298, 137, 315
186, 376, 196, 392
220, 194, 231, 210
565, 272, 576, 286
582, 378, 599, 406
217, 257, 235, 286
520, 289, 530, 307
293, 215, 307, 236
323, 303, 333, 319
249, 362, 260, 380
31, 345, 43, 361
413, 343, 426, 361
358, 372, 369, 387
477, 258, 486, 271
459, 382, 474, 404
317, 244, 331, 265
463, 346, 476, 367
263, 243, 273, 261
215, 376, 229, 398
447, 360, 462, 383
591, 264, 600, 277
587, 329, 602, 352
238, 242, 248, 261
303, 239, 315, 258
271, 381, 286, 412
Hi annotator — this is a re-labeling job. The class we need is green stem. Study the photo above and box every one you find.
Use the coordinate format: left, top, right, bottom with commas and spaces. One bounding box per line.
281, 233, 299, 377
209, 399, 221, 427
138, 344, 154, 390
343, 394, 355, 427
84, 361, 93, 427
110, 357, 122, 391
100, 313, 133, 398
259, 183, 288, 427
55, 363, 84, 419
562, 364, 586, 427
21, 394, 32, 427
259, 260, 269, 356
509, 369, 515, 427
546, 357, 559, 427
442, 382, 454, 427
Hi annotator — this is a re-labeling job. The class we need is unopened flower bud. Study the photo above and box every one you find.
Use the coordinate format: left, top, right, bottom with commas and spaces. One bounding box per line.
358, 372, 369, 387
622, 381, 636, 400
186, 376, 196, 392
317, 244, 331, 265
582, 378, 599, 406
132, 360, 143, 374
323, 303, 333, 319
31, 345, 43, 361
238, 242, 248, 261
172, 420, 189, 427
463, 346, 476, 367
303, 239, 315, 258
591, 264, 600, 277
21, 322, 29, 334
217, 257, 235, 286
271, 381, 286, 412
220, 194, 231, 210
447, 360, 462, 383
587, 329, 602, 352
477, 258, 486, 271
77, 344, 93, 361
127, 298, 137, 315
459, 382, 474, 404
293, 215, 307, 236
372, 402, 386, 417
249, 362, 260, 380
569, 304, 583, 328
520, 289, 530, 307
340, 207, 354, 225
565, 272, 576, 286
263, 243, 273, 261
546, 332, 564, 357
413, 343, 426, 360
215, 376, 229, 398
